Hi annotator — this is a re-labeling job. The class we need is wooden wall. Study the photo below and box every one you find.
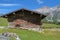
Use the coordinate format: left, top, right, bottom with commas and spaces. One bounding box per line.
7, 10, 41, 25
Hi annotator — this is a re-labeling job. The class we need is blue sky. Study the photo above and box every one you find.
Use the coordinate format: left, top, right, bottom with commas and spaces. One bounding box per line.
0, 0, 60, 14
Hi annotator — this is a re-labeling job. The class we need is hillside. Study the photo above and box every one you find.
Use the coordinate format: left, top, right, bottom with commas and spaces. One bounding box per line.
0, 17, 8, 26
0, 28, 60, 40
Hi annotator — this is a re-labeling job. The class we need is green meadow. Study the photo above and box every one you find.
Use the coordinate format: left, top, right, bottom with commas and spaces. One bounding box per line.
0, 28, 60, 40
0, 18, 60, 40
0, 18, 8, 26
42, 23, 60, 28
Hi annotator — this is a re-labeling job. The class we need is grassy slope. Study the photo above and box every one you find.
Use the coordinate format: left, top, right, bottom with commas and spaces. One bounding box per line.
0, 18, 60, 40
0, 28, 60, 40
42, 23, 60, 28
0, 18, 8, 26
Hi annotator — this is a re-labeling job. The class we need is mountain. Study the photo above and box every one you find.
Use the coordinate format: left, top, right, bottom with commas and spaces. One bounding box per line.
35, 6, 50, 16
35, 5, 60, 23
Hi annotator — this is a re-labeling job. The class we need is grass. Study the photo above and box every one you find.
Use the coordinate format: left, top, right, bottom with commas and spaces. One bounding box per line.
42, 23, 60, 28
0, 28, 60, 40
0, 17, 8, 26
0, 18, 60, 40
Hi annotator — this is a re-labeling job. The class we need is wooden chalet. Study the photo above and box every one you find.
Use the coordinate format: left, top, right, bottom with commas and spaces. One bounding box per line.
1, 8, 47, 30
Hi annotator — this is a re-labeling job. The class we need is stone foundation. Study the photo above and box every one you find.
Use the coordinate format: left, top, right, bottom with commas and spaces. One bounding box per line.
8, 20, 41, 30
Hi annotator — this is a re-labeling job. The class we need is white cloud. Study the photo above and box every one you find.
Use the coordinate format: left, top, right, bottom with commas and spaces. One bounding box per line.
36, 0, 44, 4
0, 4, 21, 6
